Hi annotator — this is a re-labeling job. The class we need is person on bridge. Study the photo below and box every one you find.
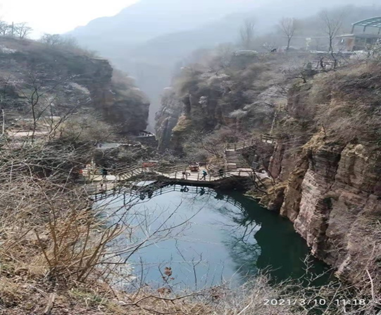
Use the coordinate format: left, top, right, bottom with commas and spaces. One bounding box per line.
201, 170, 208, 180
218, 169, 224, 178
101, 167, 108, 180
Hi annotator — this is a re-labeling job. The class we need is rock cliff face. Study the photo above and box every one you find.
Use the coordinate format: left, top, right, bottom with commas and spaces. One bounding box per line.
276, 135, 381, 289
155, 53, 300, 153
155, 88, 183, 152
0, 37, 149, 135
264, 63, 381, 290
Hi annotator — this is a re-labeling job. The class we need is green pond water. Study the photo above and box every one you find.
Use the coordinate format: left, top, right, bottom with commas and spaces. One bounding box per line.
97, 184, 330, 290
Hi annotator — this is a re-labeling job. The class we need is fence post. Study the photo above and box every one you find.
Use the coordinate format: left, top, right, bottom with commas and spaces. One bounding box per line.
175, 171, 177, 179
197, 172, 199, 181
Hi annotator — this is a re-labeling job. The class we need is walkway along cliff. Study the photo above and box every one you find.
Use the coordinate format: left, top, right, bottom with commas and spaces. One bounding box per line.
155, 51, 381, 292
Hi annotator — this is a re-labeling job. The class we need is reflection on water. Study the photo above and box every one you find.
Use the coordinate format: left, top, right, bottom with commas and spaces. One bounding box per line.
98, 185, 330, 290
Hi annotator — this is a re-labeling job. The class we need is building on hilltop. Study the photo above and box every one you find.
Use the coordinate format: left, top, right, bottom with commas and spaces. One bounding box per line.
336, 17, 381, 52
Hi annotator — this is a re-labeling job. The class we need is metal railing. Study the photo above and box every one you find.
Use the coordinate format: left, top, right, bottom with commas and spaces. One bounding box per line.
85, 163, 255, 195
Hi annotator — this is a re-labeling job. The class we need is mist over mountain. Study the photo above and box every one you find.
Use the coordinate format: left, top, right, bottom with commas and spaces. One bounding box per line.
69, 0, 379, 130
70, 0, 257, 51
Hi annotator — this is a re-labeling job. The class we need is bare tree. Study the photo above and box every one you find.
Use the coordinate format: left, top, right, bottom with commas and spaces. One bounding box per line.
41, 33, 62, 45
278, 18, 298, 51
210, 43, 235, 71
319, 9, 344, 53
240, 19, 256, 50
16, 68, 79, 143
0, 21, 10, 36
41, 33, 79, 49
15, 22, 32, 39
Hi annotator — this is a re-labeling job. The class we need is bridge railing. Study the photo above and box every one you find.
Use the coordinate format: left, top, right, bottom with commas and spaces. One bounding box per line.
225, 135, 276, 151
85, 160, 256, 190
226, 138, 256, 151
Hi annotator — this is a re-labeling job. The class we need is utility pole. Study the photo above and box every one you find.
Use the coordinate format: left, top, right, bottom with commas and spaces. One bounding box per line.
0, 92, 4, 136
2, 109, 4, 136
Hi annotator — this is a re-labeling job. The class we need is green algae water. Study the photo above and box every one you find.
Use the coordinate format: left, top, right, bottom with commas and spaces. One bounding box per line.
98, 184, 330, 290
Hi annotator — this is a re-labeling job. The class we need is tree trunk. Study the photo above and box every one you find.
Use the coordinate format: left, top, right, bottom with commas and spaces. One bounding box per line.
287, 37, 291, 51
329, 36, 333, 53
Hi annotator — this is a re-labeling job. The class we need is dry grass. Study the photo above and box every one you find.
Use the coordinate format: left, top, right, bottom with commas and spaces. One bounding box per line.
309, 61, 381, 144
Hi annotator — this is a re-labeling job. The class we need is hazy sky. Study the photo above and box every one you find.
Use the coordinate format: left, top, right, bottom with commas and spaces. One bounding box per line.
0, 0, 139, 37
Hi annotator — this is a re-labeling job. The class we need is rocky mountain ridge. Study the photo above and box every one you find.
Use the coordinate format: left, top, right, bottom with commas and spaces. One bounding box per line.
0, 37, 149, 135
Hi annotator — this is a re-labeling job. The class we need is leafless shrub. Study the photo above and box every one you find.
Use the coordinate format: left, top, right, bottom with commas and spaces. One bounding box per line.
240, 19, 257, 50
0, 21, 32, 39
0, 143, 197, 312
313, 61, 381, 143
58, 113, 115, 143
278, 18, 298, 51
319, 9, 345, 53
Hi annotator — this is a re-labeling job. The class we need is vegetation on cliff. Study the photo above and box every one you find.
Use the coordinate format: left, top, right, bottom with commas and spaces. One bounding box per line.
155, 37, 381, 299
0, 36, 149, 138
155, 47, 313, 158
268, 61, 381, 294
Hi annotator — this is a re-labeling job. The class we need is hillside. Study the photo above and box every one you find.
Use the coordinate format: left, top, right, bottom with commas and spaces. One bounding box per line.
69, 0, 379, 129
0, 37, 149, 136
155, 46, 381, 291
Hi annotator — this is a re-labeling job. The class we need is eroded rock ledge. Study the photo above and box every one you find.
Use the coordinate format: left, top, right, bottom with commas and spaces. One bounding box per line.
264, 131, 381, 289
